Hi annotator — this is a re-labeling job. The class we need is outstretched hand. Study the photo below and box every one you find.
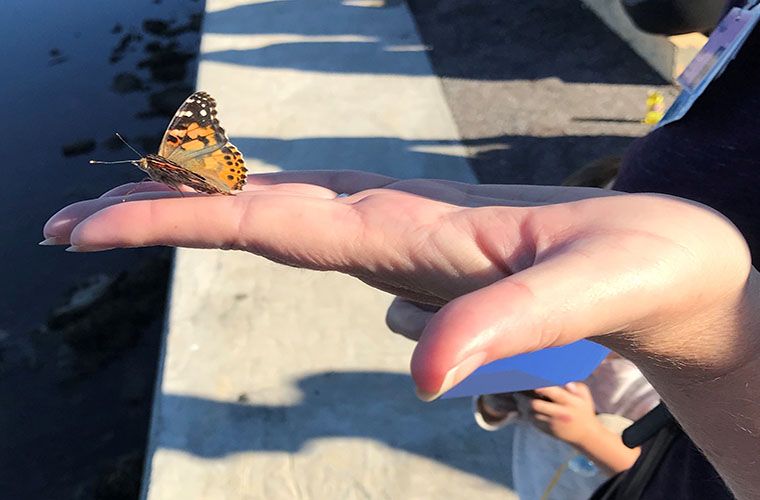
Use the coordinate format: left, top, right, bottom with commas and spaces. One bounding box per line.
528, 383, 598, 445
41, 170, 755, 400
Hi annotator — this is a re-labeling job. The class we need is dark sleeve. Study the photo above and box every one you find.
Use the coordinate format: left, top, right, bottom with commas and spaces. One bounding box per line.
613, 23, 760, 262
641, 432, 731, 499
590, 405, 731, 499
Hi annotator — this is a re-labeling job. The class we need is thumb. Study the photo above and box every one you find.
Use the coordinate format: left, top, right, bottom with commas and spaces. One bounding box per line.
410, 250, 645, 400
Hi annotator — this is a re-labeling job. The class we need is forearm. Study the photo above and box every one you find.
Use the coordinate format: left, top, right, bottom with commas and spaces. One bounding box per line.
571, 422, 641, 476
599, 269, 760, 499
643, 352, 760, 499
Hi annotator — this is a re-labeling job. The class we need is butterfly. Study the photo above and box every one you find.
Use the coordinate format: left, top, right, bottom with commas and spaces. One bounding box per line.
92, 91, 247, 195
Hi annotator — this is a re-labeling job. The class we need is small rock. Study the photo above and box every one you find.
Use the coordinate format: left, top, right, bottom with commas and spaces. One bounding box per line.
51, 274, 115, 321
47, 256, 171, 373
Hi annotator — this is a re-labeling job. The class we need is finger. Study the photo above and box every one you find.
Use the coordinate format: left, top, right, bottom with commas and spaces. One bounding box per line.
530, 398, 566, 417
565, 381, 593, 401
64, 193, 372, 280
100, 182, 174, 198
42, 190, 185, 245
43, 183, 341, 245
248, 170, 398, 194
385, 297, 438, 341
249, 170, 618, 205
99, 179, 338, 199
249, 171, 500, 207
533, 385, 576, 405
529, 414, 552, 434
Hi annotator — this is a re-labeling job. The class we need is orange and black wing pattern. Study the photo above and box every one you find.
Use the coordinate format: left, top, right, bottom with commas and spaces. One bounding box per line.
158, 91, 247, 193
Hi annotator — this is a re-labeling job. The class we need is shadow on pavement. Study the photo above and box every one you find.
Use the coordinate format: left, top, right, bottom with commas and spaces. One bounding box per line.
233, 133, 637, 185
203, 0, 666, 84
154, 371, 514, 488
461, 134, 636, 184
204, 41, 434, 76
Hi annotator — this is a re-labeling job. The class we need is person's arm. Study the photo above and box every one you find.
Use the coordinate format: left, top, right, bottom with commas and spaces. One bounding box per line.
600, 279, 760, 499
40, 171, 760, 498
572, 424, 640, 477
527, 383, 640, 476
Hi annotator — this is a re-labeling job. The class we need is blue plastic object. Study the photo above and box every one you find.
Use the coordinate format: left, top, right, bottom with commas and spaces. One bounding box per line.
440, 340, 609, 399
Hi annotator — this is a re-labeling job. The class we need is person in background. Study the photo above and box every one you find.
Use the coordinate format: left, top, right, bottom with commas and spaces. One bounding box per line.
474, 354, 658, 500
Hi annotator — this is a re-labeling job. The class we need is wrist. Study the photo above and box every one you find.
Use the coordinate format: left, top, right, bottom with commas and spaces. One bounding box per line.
596, 267, 760, 382
567, 416, 605, 448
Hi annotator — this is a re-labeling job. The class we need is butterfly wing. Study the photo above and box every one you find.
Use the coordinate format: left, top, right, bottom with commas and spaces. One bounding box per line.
158, 91, 247, 193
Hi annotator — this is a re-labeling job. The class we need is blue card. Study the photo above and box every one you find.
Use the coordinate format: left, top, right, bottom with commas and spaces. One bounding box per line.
441, 340, 610, 399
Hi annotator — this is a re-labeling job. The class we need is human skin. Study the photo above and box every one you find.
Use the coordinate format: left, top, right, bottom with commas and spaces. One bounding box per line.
529, 383, 641, 476
42, 170, 760, 498
389, 301, 642, 477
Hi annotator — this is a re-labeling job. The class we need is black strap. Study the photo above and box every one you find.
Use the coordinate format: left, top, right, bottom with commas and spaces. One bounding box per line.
622, 403, 674, 448
595, 403, 681, 500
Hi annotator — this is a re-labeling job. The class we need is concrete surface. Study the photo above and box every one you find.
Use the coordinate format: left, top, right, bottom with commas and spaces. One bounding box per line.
142, 1, 511, 499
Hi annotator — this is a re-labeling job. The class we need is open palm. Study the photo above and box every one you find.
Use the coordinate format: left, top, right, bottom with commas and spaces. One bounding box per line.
43, 170, 752, 397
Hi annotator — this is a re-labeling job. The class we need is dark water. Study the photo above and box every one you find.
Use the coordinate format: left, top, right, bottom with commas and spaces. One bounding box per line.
0, 1, 203, 498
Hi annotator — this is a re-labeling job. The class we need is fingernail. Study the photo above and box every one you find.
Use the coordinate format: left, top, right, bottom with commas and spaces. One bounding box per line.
415, 352, 487, 402
39, 237, 67, 246
65, 245, 114, 253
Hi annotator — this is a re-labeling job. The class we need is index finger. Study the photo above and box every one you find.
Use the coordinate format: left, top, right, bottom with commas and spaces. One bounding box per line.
248, 170, 618, 205
249, 170, 397, 194
533, 385, 576, 405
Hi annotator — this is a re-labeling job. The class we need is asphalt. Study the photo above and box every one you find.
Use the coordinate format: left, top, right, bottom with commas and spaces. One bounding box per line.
409, 0, 677, 184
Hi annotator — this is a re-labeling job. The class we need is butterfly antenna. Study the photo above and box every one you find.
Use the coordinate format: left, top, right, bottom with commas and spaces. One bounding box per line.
115, 133, 145, 158
90, 133, 145, 164
89, 159, 137, 164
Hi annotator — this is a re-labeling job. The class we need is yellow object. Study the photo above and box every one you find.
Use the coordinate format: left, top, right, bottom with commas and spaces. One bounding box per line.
643, 91, 665, 125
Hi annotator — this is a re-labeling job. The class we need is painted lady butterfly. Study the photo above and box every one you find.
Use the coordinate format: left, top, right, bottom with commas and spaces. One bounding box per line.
92, 91, 247, 195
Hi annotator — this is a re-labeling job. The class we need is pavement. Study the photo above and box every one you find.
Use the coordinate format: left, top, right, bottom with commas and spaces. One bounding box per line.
142, 1, 677, 499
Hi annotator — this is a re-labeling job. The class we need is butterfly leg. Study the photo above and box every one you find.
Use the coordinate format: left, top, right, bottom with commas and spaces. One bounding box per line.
163, 183, 187, 198
121, 177, 154, 202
